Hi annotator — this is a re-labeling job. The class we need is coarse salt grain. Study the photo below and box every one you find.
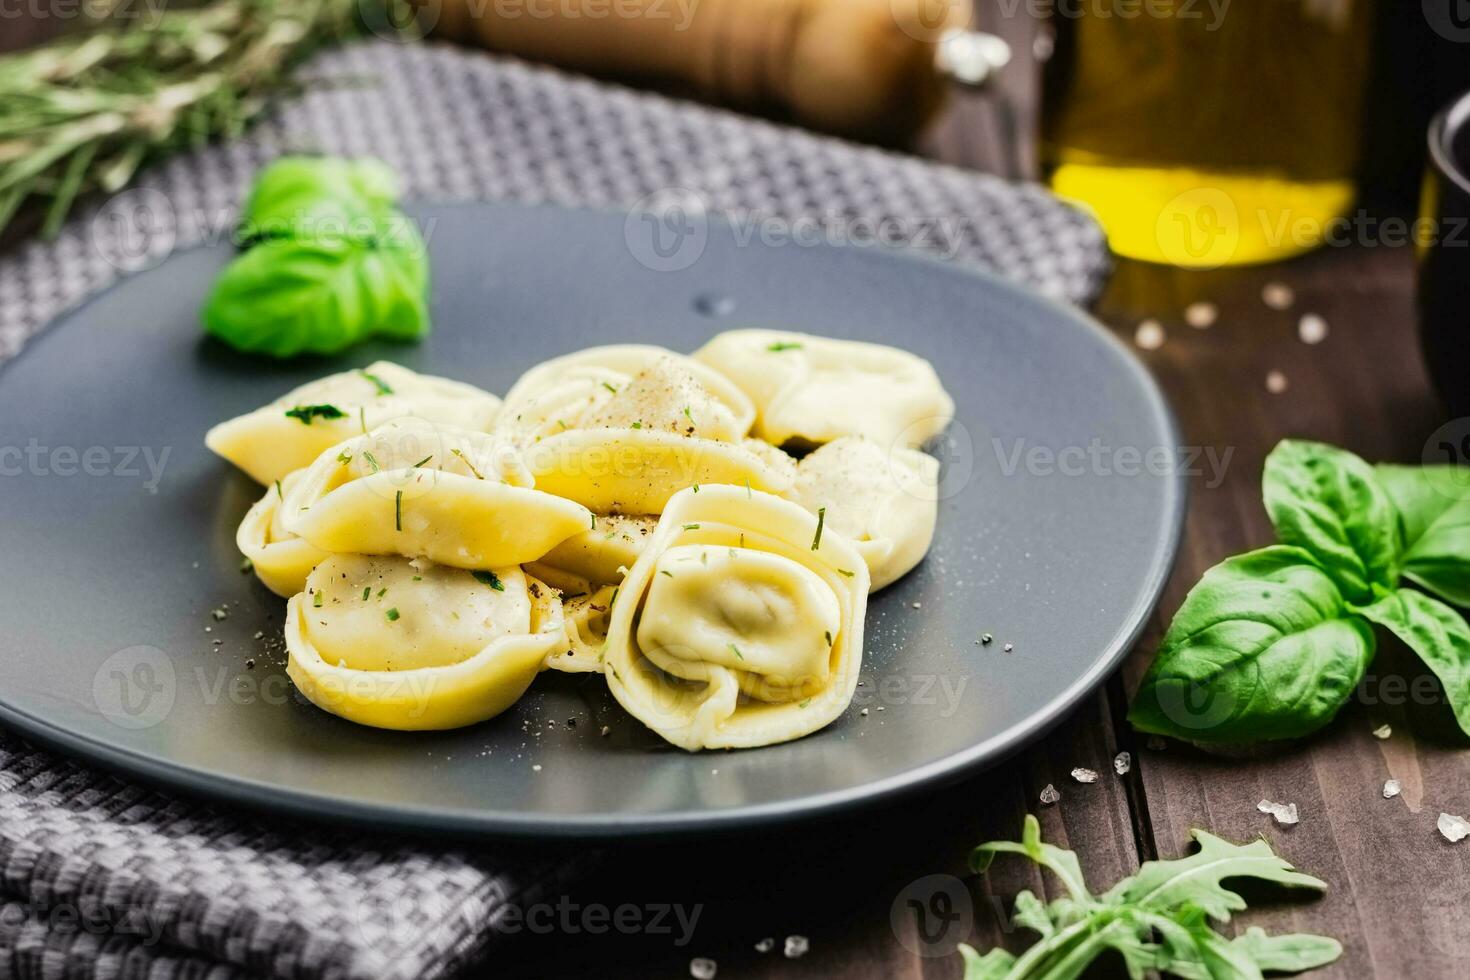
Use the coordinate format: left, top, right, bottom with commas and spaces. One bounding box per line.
1265, 370, 1289, 394
690, 957, 717, 979
1114, 752, 1131, 775
1372, 724, 1392, 740
1039, 784, 1061, 805
1071, 767, 1098, 784
1298, 313, 1329, 345
1134, 320, 1165, 350
1257, 799, 1299, 825
1262, 282, 1295, 310
784, 936, 809, 959
1184, 301, 1218, 329
1383, 779, 1401, 799
1440, 812, 1470, 842
755, 938, 775, 953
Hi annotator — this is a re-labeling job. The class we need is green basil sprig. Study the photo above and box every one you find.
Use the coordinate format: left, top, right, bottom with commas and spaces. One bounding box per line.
202, 157, 430, 358
959, 815, 1340, 979
1131, 439, 1470, 743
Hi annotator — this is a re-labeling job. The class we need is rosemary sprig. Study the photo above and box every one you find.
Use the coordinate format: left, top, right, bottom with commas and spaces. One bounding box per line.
0, 0, 364, 240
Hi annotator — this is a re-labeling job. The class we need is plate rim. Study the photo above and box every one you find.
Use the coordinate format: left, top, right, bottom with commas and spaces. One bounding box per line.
0, 200, 1186, 839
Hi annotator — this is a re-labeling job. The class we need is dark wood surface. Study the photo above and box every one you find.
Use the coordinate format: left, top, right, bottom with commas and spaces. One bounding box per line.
3, 8, 1459, 980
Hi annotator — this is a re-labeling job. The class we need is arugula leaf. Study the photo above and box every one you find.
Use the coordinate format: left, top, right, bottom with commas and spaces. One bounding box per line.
1129, 547, 1375, 743
962, 817, 1339, 980
1230, 927, 1342, 973
1375, 464, 1470, 607
971, 813, 1091, 901
1104, 829, 1327, 919
1263, 440, 1400, 602
1357, 588, 1470, 736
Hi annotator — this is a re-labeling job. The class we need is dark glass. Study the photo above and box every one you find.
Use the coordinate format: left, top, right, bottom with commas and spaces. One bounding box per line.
1419, 91, 1470, 419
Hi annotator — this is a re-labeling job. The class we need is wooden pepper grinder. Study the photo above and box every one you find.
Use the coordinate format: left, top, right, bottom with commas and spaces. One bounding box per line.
422, 0, 1009, 142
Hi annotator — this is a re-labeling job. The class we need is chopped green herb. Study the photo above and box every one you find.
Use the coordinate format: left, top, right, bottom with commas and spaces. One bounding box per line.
589, 514, 597, 530
682, 405, 693, 421
837, 568, 856, 577
359, 406, 368, 434
274, 479, 283, 500
630, 420, 643, 429
824, 630, 833, 646
472, 570, 505, 591
362, 587, 371, 600
450, 448, 485, 480
394, 490, 403, 531
692, 483, 700, 493
336, 450, 353, 465
811, 507, 826, 550
362, 450, 381, 473
385, 607, 400, 622
313, 591, 324, 608
799, 698, 812, 708
661, 570, 674, 578
729, 643, 744, 661
360, 370, 394, 395
601, 381, 619, 394
412, 454, 433, 468
377, 587, 387, 598
767, 340, 803, 352
285, 403, 346, 425
412, 575, 422, 582
557, 419, 569, 430
240, 557, 254, 574
745, 478, 752, 498
683, 523, 701, 531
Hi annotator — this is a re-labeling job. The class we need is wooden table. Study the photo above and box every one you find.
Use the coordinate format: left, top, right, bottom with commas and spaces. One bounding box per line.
3, 11, 1456, 980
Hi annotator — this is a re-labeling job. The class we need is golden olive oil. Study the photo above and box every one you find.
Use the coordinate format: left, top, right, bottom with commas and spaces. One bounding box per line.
1041, 0, 1375, 267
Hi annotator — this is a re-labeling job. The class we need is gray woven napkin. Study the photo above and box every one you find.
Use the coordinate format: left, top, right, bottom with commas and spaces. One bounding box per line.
0, 39, 1109, 979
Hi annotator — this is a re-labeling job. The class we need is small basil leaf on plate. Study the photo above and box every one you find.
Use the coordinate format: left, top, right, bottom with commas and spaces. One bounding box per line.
1356, 588, 1470, 737
239, 157, 400, 242
1374, 463, 1470, 607
202, 233, 428, 357
1129, 546, 1374, 743
1262, 440, 1400, 602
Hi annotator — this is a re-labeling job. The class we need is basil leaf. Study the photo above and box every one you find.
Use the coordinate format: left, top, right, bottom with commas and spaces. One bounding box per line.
1229, 927, 1342, 974
1375, 464, 1470, 607
239, 156, 400, 242
1357, 588, 1470, 737
1262, 440, 1400, 602
1129, 546, 1374, 743
202, 234, 428, 357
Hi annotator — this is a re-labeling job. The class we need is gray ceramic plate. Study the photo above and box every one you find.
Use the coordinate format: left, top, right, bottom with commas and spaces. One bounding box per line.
0, 202, 1182, 837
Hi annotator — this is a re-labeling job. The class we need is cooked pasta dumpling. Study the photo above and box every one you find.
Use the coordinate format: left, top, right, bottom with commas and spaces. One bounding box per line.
692, 329, 954, 450
498, 345, 754, 446
517, 357, 795, 514
550, 584, 619, 674
280, 418, 591, 569
788, 437, 940, 591
602, 485, 869, 750
286, 556, 561, 730
538, 514, 658, 587
237, 469, 330, 597
206, 361, 501, 485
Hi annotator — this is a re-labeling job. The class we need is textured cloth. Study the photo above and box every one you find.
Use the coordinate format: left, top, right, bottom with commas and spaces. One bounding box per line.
0, 39, 1109, 980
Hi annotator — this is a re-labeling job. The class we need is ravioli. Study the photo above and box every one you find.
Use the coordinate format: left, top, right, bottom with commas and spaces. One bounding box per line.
498, 345, 754, 446
788, 437, 940, 591
206, 361, 501, 485
280, 418, 591, 569
236, 469, 330, 597
692, 329, 954, 450
286, 556, 560, 730
539, 514, 658, 586
602, 485, 869, 750
518, 358, 795, 513
550, 584, 619, 674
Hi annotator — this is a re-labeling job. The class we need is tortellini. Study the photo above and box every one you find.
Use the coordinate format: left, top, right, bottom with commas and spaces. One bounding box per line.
285, 556, 562, 730
236, 469, 329, 597
216, 328, 946, 745
513, 355, 795, 513
602, 486, 870, 751
281, 418, 592, 569
207, 361, 501, 485
693, 329, 954, 451
788, 437, 940, 591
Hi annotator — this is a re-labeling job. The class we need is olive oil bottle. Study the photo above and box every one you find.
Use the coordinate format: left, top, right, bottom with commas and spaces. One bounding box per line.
1041, 0, 1376, 267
